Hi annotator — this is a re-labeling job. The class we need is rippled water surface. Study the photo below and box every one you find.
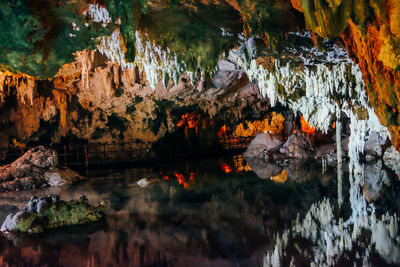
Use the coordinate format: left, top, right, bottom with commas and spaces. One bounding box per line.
0, 155, 399, 266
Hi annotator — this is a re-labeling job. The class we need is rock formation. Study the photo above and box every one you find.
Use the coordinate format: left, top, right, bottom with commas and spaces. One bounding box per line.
1, 195, 105, 234
0, 50, 269, 148
243, 132, 283, 159
0, 0, 399, 161
0, 146, 83, 191
279, 131, 314, 159
290, 0, 400, 150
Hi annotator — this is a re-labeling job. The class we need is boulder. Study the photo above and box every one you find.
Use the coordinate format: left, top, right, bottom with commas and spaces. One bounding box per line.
279, 132, 314, 159
243, 133, 283, 159
0, 146, 84, 191
314, 143, 337, 164
364, 131, 388, 160
383, 146, 400, 174
1, 195, 106, 234
43, 168, 84, 187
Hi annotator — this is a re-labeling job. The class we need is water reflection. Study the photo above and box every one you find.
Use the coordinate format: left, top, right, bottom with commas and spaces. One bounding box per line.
0, 156, 399, 266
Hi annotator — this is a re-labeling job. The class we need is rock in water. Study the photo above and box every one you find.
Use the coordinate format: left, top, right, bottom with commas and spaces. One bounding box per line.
279, 132, 314, 159
243, 133, 283, 159
1, 195, 106, 234
43, 168, 84, 187
0, 146, 84, 191
383, 146, 400, 175
137, 178, 149, 187
136, 177, 162, 188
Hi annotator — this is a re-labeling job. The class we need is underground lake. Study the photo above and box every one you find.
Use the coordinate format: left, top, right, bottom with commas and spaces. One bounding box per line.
1, 1, 400, 266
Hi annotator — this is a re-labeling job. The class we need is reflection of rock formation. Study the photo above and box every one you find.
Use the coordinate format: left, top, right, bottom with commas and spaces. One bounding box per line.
265, 197, 400, 266
263, 118, 400, 267
0, 161, 340, 266
244, 157, 282, 179
246, 155, 335, 185
362, 161, 391, 203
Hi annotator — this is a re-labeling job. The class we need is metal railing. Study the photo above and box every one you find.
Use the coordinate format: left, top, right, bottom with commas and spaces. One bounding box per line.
0, 136, 254, 168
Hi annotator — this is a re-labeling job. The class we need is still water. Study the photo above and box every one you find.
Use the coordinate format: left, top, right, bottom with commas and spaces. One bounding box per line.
0, 155, 399, 266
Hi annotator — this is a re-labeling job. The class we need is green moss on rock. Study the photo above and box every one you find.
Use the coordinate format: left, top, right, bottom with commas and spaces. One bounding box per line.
1, 195, 106, 234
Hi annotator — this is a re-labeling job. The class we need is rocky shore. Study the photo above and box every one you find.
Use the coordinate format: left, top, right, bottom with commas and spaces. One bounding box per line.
0, 146, 84, 192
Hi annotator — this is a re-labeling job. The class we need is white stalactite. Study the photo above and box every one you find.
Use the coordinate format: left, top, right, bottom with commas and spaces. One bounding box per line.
233, 33, 399, 266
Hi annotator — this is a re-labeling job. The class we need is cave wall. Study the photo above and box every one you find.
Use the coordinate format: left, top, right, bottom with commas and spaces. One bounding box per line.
0, 51, 269, 147
2, 0, 400, 151
290, 0, 400, 150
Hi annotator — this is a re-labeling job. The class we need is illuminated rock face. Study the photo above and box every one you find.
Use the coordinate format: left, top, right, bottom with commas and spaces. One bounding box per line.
0, 50, 269, 147
291, 0, 400, 150
0, 0, 399, 153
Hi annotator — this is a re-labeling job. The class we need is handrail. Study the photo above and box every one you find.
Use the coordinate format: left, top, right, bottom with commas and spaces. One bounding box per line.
0, 135, 255, 166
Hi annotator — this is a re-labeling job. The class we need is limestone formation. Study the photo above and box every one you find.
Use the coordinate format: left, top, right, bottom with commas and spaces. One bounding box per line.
243, 132, 282, 159
0, 146, 84, 191
279, 132, 314, 159
0, 51, 269, 147
291, 0, 400, 151
383, 146, 400, 174
1, 195, 105, 234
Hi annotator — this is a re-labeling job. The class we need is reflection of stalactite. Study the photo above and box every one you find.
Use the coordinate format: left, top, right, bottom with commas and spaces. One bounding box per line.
264, 110, 397, 265
249, 32, 399, 266
336, 109, 343, 207
265, 196, 400, 266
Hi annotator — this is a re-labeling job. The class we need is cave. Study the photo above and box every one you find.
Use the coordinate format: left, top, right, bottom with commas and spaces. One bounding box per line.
1, 1, 400, 266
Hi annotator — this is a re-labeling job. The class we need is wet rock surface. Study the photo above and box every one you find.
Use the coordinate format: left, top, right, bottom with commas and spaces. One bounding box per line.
314, 143, 337, 163
279, 132, 314, 159
383, 146, 400, 175
244, 129, 394, 165
0, 146, 84, 191
1, 195, 105, 234
243, 132, 282, 159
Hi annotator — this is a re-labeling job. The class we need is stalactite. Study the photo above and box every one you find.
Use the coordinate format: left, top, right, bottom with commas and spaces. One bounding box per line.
97, 30, 132, 71
134, 32, 201, 90
231, 33, 390, 136
83, 4, 112, 27
0, 70, 36, 107
242, 32, 399, 266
